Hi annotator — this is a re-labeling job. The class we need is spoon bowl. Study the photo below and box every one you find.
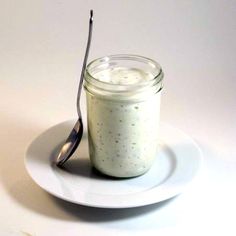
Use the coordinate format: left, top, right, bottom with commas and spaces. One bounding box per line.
55, 118, 83, 166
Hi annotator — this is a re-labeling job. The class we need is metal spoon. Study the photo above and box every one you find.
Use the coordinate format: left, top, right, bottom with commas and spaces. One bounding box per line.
55, 10, 94, 166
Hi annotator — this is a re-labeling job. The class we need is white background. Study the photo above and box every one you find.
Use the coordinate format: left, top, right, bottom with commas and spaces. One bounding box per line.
0, 0, 235, 235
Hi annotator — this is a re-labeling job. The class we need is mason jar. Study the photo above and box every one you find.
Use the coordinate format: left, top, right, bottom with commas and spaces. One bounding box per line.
84, 54, 164, 178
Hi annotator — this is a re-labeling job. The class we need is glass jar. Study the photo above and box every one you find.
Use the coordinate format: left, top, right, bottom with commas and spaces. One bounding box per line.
84, 54, 164, 178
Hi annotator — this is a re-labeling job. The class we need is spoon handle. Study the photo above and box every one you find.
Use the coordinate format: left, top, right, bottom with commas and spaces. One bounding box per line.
77, 10, 94, 118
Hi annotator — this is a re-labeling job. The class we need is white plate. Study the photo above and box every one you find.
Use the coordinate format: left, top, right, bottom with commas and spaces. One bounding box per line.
25, 120, 203, 208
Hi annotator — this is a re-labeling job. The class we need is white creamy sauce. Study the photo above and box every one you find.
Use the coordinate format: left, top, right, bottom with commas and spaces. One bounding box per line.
86, 67, 160, 177
94, 67, 153, 85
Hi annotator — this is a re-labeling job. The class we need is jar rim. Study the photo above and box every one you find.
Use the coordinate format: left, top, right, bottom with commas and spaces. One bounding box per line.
85, 54, 164, 91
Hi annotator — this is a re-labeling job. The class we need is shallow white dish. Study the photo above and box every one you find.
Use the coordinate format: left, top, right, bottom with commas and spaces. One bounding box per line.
25, 120, 203, 208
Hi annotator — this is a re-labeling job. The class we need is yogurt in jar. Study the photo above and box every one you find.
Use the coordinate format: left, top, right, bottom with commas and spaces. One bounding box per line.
84, 55, 163, 178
